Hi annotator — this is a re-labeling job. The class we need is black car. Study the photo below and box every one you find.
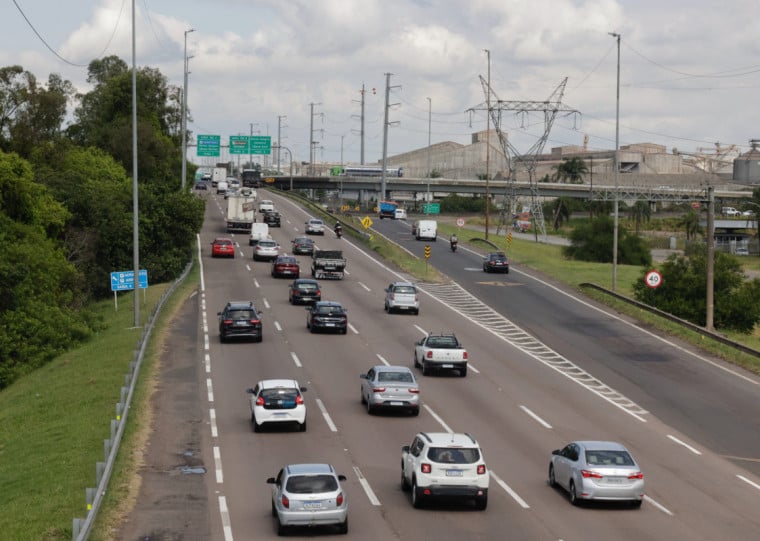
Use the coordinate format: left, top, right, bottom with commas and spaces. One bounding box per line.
218, 301, 263, 342
483, 252, 509, 273
306, 301, 348, 334
291, 236, 315, 256
263, 211, 281, 227
288, 278, 321, 305
194, 181, 207, 190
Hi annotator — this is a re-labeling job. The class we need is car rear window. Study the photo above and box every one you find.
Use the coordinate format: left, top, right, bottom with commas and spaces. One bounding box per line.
394, 286, 416, 294
428, 336, 458, 348
317, 305, 343, 315
378, 371, 413, 383
585, 450, 634, 466
428, 447, 480, 464
229, 309, 255, 319
261, 388, 298, 402
297, 283, 318, 291
278, 257, 297, 264
286, 474, 338, 493
259, 241, 276, 247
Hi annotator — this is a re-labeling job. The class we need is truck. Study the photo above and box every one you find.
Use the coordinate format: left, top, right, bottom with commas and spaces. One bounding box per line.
226, 194, 256, 233
311, 250, 346, 280
212, 167, 227, 187
249, 222, 269, 246
413, 332, 469, 377
241, 168, 261, 188
378, 200, 399, 219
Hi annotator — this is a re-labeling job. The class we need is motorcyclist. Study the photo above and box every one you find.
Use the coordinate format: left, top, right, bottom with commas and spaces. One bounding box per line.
450, 233, 458, 251
335, 222, 343, 238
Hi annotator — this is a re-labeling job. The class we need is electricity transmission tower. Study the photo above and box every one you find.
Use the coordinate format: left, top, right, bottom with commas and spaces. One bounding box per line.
469, 77, 579, 240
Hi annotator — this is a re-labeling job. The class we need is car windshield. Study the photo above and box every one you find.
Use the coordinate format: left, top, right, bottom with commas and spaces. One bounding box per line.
428, 447, 480, 464
585, 450, 634, 466
286, 474, 338, 494
228, 309, 255, 320
296, 238, 312, 244
377, 371, 413, 383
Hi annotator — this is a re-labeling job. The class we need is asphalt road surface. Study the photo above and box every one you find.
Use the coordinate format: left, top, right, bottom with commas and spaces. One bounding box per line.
116, 192, 760, 540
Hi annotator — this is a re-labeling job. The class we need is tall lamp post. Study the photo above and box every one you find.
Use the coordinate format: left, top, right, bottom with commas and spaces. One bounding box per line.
609, 31, 621, 292
181, 28, 195, 190
274, 144, 294, 191
426, 97, 431, 214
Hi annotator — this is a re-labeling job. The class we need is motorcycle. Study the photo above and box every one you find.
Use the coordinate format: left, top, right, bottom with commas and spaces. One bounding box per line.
335, 226, 343, 239
450, 239, 458, 252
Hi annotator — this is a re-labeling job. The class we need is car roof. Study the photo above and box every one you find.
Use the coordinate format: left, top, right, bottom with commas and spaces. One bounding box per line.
214, 237, 234, 242
315, 301, 343, 307
294, 278, 319, 285
419, 432, 479, 447
258, 379, 301, 390
574, 441, 630, 451
391, 281, 415, 287
285, 463, 336, 475
226, 301, 254, 309
309, 218, 323, 222
373, 365, 414, 374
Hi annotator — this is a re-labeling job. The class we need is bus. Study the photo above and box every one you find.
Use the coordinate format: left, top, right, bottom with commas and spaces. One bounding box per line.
332, 166, 404, 178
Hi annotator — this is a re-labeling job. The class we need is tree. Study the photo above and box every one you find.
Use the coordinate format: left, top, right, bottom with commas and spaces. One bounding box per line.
553, 157, 588, 184
629, 201, 652, 234
563, 215, 651, 266
550, 197, 572, 230
633, 248, 760, 332
679, 209, 702, 241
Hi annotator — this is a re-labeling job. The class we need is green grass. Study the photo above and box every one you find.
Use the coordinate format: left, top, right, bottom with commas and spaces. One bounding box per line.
0, 266, 197, 541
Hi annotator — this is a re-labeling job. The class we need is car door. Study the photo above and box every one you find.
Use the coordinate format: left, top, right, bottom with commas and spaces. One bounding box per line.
404, 437, 424, 481
362, 368, 375, 401
556, 444, 578, 490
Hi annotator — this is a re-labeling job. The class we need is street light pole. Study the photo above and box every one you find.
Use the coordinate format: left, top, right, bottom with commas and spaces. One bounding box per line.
181, 28, 194, 190
610, 32, 621, 292
484, 48, 491, 240
275, 144, 294, 191
426, 97, 431, 214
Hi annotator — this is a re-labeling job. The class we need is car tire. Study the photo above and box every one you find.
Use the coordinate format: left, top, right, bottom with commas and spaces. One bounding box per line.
414, 309, 419, 315
360, 390, 366, 404
276, 516, 287, 536
410, 407, 419, 417
220, 333, 226, 343
459, 366, 467, 378
366, 400, 374, 415
401, 467, 410, 491
338, 517, 348, 535
341, 327, 348, 335
548, 464, 557, 487
475, 492, 488, 510
631, 499, 643, 509
413, 354, 420, 369
299, 420, 306, 432
256, 335, 263, 343
412, 478, 425, 509
253, 418, 262, 433
569, 481, 581, 506
422, 361, 430, 376
505, 268, 509, 274
271, 501, 278, 517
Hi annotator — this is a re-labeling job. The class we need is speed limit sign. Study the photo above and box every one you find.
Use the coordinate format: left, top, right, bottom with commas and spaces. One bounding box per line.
456, 218, 465, 227
645, 270, 663, 289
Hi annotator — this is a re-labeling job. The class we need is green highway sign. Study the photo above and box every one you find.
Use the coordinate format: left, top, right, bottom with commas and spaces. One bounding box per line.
197, 135, 220, 157
423, 202, 441, 214
250, 135, 271, 155
229, 135, 249, 154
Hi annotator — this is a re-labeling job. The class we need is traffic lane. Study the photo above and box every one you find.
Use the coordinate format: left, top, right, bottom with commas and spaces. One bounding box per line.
374, 216, 760, 476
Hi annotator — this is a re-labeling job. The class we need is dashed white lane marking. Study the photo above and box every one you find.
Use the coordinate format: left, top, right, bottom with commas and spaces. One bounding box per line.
490, 471, 530, 509
358, 281, 371, 292
205, 354, 211, 374
376, 354, 390, 366
644, 495, 673, 515
253, 278, 260, 288
348, 323, 359, 334
519, 405, 553, 429
204, 334, 209, 351
315, 398, 337, 432
218, 495, 234, 541
414, 325, 428, 336
274, 321, 282, 331
246, 264, 251, 272
353, 466, 381, 505
737, 474, 760, 492
210, 408, 218, 438
423, 404, 453, 433
263, 298, 270, 309
290, 352, 302, 368
206, 378, 214, 402
468, 364, 480, 374
213, 446, 223, 483
667, 434, 702, 455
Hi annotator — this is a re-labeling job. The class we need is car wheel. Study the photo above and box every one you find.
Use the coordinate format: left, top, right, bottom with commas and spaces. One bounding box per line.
220, 333, 226, 343
341, 327, 347, 335
253, 418, 262, 433
271, 500, 277, 517
295, 273, 300, 279
422, 361, 430, 376
384, 302, 388, 313
569, 480, 580, 506
289, 295, 293, 304
410, 407, 419, 417
299, 420, 306, 432
412, 478, 425, 509
631, 499, 643, 509
256, 335, 263, 343
459, 366, 467, 377
548, 464, 557, 487
338, 517, 348, 535
276, 516, 287, 536
360, 390, 366, 404
401, 467, 410, 491
414, 309, 419, 315
366, 400, 374, 415
475, 492, 488, 510
505, 268, 509, 274
413, 354, 420, 369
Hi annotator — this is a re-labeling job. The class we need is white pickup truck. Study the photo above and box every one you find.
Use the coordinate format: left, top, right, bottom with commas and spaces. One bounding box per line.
413, 333, 468, 377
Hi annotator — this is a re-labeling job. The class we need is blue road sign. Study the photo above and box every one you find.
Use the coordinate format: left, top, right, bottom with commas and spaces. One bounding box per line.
110, 270, 149, 291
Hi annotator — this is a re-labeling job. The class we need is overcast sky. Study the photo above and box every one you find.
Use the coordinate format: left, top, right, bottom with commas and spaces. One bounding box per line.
2, 0, 760, 170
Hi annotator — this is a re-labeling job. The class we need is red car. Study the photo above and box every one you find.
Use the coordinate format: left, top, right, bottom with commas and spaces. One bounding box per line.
211, 237, 236, 258
271, 255, 300, 278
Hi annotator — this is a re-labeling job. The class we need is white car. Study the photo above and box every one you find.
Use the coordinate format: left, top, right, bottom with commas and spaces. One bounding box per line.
305, 218, 325, 235
246, 379, 307, 432
384, 281, 420, 314
252, 238, 279, 261
401, 432, 489, 509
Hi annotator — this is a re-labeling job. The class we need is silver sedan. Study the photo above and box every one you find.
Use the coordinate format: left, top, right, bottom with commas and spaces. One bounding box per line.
548, 440, 645, 507
360, 365, 419, 416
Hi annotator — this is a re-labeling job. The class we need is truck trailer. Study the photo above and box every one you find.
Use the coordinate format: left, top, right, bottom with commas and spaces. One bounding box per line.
226, 195, 256, 233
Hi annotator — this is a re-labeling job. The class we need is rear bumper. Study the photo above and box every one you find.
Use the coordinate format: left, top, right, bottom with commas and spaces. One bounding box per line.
423, 485, 488, 498
277, 507, 347, 527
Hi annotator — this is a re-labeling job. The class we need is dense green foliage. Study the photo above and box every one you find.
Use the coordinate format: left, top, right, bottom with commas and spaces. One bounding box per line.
563, 215, 652, 266
633, 248, 760, 332
0, 56, 204, 388
439, 193, 493, 213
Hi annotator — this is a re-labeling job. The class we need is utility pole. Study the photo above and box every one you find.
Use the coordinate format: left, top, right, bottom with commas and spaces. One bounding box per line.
181, 28, 194, 190
706, 186, 715, 331
610, 31, 621, 292
277, 115, 286, 172
352, 84, 372, 165
380, 73, 400, 202
426, 96, 431, 213
309, 102, 323, 175
484, 49, 491, 240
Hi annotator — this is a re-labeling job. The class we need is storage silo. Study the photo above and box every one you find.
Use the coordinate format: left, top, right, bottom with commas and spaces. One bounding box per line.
733, 139, 760, 184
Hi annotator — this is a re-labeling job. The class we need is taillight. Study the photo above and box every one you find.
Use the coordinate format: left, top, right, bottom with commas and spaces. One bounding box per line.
372, 387, 386, 393
463, 351, 468, 359
296, 395, 304, 405
255, 396, 265, 406
409, 388, 419, 394
628, 472, 644, 479
581, 470, 604, 479
250, 319, 260, 324
477, 464, 486, 475
415, 294, 419, 301
426, 351, 433, 359
315, 290, 321, 295
421, 463, 431, 474
281, 495, 289, 508
336, 492, 344, 506
390, 293, 396, 300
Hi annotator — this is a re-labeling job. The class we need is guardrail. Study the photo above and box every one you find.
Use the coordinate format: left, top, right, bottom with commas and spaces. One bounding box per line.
72, 259, 194, 540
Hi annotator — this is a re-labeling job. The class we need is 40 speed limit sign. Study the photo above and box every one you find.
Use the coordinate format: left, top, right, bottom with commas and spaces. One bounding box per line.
645, 270, 663, 289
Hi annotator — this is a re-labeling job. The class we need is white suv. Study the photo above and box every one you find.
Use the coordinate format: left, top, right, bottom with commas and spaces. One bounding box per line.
305, 218, 325, 235
384, 281, 420, 314
401, 432, 489, 509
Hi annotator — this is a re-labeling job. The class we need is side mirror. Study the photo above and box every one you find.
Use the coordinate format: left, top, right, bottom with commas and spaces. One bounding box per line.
338, 474, 347, 481
266, 477, 276, 484
246, 388, 255, 394
402, 445, 410, 453
551, 449, 561, 456
300, 387, 308, 392
359, 374, 368, 380
217, 312, 222, 316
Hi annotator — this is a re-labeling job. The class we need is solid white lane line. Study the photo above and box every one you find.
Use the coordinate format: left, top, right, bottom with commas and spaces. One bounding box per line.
490, 471, 530, 509
376, 354, 391, 366
423, 404, 453, 433
205, 354, 211, 374
667, 434, 702, 455
207, 378, 214, 402
414, 325, 428, 336
348, 323, 359, 334
468, 363, 481, 374
209, 408, 218, 438
263, 298, 270, 309
290, 352, 302, 367
353, 466, 381, 506
213, 446, 223, 483
519, 405, 553, 429
315, 398, 338, 432
358, 281, 371, 292
644, 495, 673, 515
274, 321, 282, 331
218, 495, 234, 541
737, 474, 760, 491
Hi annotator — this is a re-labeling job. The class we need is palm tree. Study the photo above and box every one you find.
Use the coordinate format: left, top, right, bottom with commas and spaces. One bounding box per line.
551, 197, 572, 230
553, 157, 588, 184
680, 209, 702, 241
629, 201, 651, 235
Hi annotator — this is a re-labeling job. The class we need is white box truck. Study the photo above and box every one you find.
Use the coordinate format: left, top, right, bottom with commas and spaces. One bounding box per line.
249, 222, 270, 246
212, 167, 227, 187
226, 195, 256, 233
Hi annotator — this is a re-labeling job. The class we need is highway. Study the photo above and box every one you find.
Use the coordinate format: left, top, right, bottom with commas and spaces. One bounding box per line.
156, 190, 760, 540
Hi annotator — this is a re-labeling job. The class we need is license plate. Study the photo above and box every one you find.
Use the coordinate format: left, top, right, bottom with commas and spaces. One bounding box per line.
390, 401, 403, 406
303, 501, 323, 510
235, 321, 248, 326
441, 363, 453, 368
446, 470, 463, 477
273, 412, 288, 417
325, 323, 335, 327
605, 477, 624, 484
